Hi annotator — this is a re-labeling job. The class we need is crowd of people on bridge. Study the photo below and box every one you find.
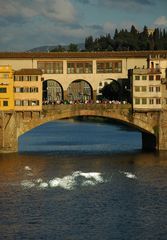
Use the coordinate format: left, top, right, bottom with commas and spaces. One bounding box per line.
42, 99, 127, 105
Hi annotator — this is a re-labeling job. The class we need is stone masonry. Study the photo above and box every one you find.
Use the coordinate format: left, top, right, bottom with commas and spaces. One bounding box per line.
0, 104, 166, 152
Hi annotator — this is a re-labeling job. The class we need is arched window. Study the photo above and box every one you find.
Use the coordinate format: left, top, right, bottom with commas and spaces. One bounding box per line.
43, 80, 63, 103
67, 80, 93, 102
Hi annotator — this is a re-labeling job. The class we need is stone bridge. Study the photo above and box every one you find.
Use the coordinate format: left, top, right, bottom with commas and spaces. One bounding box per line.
0, 104, 167, 152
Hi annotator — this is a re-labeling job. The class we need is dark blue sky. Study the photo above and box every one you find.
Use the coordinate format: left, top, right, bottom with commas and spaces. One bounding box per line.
0, 0, 166, 51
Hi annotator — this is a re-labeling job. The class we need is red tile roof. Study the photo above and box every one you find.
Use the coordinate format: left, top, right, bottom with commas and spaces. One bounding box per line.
0, 51, 167, 59
14, 68, 42, 75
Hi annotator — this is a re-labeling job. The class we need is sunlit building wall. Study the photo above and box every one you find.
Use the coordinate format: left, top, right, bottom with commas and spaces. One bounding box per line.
0, 65, 14, 111
13, 69, 43, 111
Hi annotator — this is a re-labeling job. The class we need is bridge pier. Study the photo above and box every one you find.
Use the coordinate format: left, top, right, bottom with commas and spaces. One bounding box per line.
156, 111, 167, 150
0, 111, 18, 153
141, 110, 167, 151
142, 132, 156, 151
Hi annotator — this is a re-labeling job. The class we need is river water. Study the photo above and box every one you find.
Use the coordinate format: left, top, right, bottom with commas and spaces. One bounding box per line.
0, 120, 167, 240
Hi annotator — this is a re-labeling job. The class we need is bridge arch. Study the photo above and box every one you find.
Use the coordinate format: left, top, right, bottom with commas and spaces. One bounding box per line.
67, 79, 93, 102
16, 104, 157, 151
1, 103, 162, 153
43, 79, 64, 103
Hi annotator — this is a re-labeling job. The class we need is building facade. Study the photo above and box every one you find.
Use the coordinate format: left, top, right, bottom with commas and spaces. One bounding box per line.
0, 51, 151, 103
0, 65, 14, 111
0, 51, 167, 111
131, 55, 167, 111
13, 69, 43, 111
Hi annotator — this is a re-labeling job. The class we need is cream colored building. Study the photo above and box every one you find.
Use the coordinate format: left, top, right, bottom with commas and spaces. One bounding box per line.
131, 55, 167, 111
0, 51, 167, 110
0, 51, 151, 101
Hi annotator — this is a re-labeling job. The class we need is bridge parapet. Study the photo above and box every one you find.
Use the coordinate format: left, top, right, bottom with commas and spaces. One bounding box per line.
41, 103, 132, 125
42, 103, 132, 112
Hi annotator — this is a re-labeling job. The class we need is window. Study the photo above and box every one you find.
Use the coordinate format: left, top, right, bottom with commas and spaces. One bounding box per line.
142, 75, 147, 80
76, 63, 84, 73
114, 61, 122, 73
135, 75, 140, 80
0, 88, 7, 93
85, 62, 92, 73
3, 101, 8, 106
141, 86, 147, 92
156, 86, 160, 92
22, 100, 29, 106
135, 98, 140, 104
15, 100, 22, 106
14, 76, 23, 81
30, 87, 38, 93
14, 87, 21, 93
29, 100, 39, 106
155, 63, 159, 69
149, 98, 154, 104
15, 100, 39, 106
31, 76, 38, 81
0, 73, 9, 79
156, 98, 161, 104
149, 75, 154, 81
23, 76, 29, 81
96, 61, 122, 73
67, 63, 75, 73
67, 62, 92, 74
149, 86, 154, 92
37, 61, 63, 74
156, 75, 161, 80
142, 98, 147, 104
135, 86, 140, 92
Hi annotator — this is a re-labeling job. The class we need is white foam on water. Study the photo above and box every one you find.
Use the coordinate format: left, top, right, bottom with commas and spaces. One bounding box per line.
81, 180, 97, 186
21, 171, 106, 190
121, 171, 137, 179
26, 172, 33, 176
49, 176, 76, 190
49, 178, 60, 188
21, 180, 35, 188
24, 166, 32, 171
79, 172, 104, 182
39, 182, 48, 188
36, 178, 43, 183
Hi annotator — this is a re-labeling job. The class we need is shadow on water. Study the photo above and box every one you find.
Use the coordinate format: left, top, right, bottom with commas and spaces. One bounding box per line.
18, 118, 142, 154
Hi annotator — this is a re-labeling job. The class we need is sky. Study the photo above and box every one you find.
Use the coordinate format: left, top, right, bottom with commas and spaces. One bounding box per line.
0, 0, 167, 51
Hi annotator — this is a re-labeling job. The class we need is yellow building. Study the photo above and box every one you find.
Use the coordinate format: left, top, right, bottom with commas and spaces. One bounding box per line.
14, 69, 43, 111
0, 65, 14, 111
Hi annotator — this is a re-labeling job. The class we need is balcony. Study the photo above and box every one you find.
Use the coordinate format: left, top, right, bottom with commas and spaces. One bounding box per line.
133, 68, 161, 74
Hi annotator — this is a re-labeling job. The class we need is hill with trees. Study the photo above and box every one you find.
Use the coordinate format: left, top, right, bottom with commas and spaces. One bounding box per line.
28, 25, 167, 52
84, 25, 167, 52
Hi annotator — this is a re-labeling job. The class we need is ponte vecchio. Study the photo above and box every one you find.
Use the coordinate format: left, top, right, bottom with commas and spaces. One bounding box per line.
0, 50, 167, 152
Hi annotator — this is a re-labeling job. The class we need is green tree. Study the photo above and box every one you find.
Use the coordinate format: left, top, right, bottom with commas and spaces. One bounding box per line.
50, 45, 66, 52
101, 81, 121, 101
68, 43, 78, 52
139, 26, 149, 50
85, 36, 94, 51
